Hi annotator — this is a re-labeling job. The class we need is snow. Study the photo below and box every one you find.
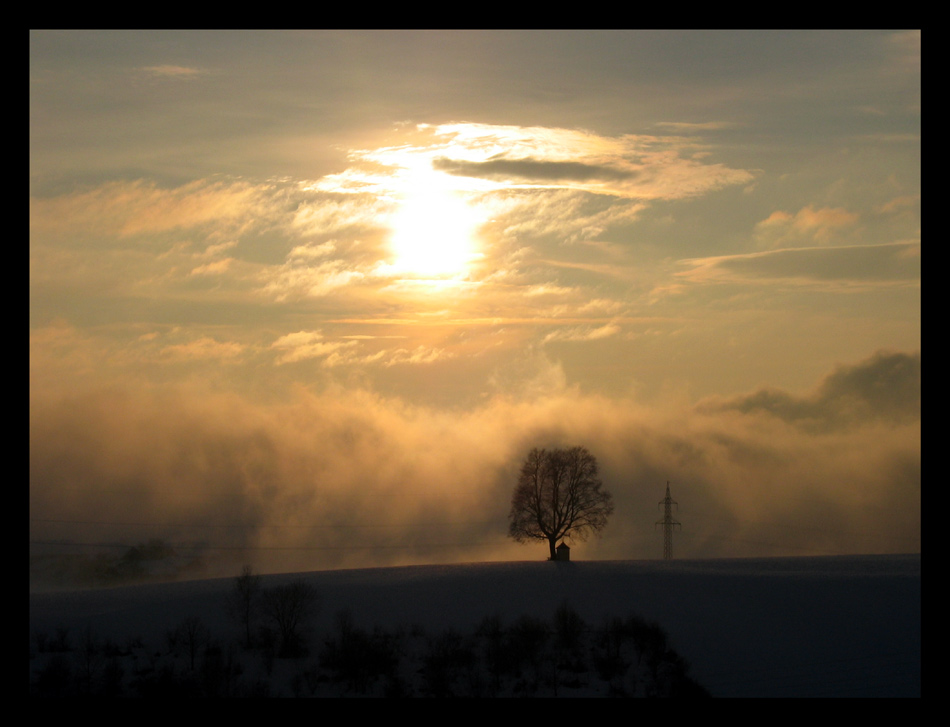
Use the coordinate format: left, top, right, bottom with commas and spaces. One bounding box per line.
29, 554, 920, 697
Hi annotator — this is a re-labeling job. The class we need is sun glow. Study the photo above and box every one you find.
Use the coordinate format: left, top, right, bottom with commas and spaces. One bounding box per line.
387, 170, 482, 278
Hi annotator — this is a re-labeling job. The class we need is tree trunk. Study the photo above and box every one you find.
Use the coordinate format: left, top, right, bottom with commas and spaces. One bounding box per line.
549, 537, 557, 560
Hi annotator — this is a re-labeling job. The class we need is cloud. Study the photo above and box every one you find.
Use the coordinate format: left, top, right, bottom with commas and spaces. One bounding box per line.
160, 336, 246, 362
289, 192, 392, 237
696, 349, 920, 430
480, 188, 647, 243
30, 179, 271, 240
271, 331, 358, 365
29, 348, 920, 581
677, 241, 920, 288
754, 205, 860, 248
260, 259, 368, 301
189, 258, 233, 276
341, 123, 754, 207
653, 121, 744, 132
287, 241, 337, 260
542, 322, 621, 344
432, 156, 636, 183
138, 65, 206, 80
874, 195, 919, 215
28, 124, 758, 322
269, 331, 453, 369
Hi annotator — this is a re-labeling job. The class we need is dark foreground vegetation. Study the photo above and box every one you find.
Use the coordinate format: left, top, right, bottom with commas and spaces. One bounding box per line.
30, 572, 709, 698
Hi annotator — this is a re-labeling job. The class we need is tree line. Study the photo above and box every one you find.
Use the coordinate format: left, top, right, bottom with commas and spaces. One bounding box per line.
31, 564, 708, 697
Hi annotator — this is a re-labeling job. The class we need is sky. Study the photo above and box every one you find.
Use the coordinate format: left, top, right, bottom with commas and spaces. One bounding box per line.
29, 30, 920, 575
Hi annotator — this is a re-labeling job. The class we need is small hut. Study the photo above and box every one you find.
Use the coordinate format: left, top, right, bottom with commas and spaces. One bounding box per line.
556, 542, 571, 561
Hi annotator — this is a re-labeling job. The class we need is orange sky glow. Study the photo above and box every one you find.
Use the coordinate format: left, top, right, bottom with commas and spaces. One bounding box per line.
30, 31, 920, 581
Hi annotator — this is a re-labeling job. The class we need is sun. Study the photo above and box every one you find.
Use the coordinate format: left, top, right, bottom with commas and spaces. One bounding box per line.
387, 170, 481, 278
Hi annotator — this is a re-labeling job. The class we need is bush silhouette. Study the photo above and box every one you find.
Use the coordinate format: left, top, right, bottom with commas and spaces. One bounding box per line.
320, 610, 399, 694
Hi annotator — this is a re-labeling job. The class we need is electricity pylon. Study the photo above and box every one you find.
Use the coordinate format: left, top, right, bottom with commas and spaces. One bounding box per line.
655, 481, 681, 560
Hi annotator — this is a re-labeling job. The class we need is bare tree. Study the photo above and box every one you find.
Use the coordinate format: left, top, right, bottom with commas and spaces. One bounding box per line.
260, 580, 318, 657
508, 446, 613, 560
228, 564, 261, 649
173, 616, 209, 671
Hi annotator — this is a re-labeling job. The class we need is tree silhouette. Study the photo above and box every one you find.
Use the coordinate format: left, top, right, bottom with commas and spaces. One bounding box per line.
228, 565, 261, 649
260, 580, 318, 657
508, 446, 614, 560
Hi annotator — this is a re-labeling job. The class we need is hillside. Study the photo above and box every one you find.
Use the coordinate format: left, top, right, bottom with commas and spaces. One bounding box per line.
29, 554, 920, 697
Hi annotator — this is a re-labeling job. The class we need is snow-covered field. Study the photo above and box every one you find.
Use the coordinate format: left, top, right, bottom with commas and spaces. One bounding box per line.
29, 554, 920, 697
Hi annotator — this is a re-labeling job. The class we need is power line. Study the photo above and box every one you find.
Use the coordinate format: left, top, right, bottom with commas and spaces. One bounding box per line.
30, 517, 500, 530
29, 538, 510, 553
